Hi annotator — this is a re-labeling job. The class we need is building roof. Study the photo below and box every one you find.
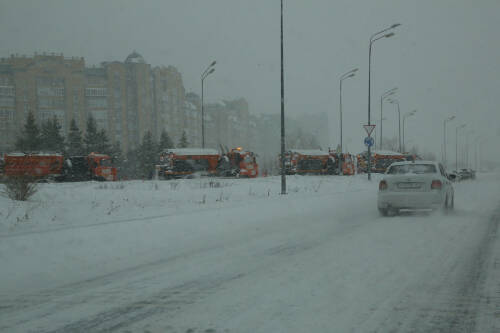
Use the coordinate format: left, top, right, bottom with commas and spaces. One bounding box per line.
125, 51, 146, 64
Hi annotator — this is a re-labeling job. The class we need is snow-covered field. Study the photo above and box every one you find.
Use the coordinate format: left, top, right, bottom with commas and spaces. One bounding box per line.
1, 173, 499, 332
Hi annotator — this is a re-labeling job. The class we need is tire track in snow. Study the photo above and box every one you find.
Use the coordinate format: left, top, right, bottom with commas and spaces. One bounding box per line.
371, 205, 500, 333
42, 273, 245, 333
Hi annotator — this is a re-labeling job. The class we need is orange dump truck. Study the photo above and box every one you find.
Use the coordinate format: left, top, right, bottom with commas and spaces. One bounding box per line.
357, 150, 407, 174
3, 153, 64, 180
218, 147, 259, 178
156, 148, 220, 179
292, 149, 329, 175
327, 151, 356, 175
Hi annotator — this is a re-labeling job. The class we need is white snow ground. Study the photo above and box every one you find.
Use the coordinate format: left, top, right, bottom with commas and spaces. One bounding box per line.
0, 173, 499, 332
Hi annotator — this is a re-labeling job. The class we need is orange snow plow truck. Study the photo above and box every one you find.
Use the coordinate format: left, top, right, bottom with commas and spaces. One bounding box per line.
156, 148, 220, 179
3, 152, 117, 181
3, 153, 64, 180
217, 147, 258, 178
62, 153, 118, 181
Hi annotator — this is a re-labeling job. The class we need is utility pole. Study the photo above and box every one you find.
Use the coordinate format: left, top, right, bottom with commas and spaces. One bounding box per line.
380, 87, 397, 150
367, 23, 400, 180
280, 0, 286, 194
339, 68, 357, 175
201, 61, 216, 148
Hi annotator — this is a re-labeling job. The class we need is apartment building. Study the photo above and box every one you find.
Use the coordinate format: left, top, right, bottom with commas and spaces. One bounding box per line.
0, 52, 252, 154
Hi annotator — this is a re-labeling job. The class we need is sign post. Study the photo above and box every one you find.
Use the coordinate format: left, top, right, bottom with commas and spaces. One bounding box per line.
363, 124, 376, 179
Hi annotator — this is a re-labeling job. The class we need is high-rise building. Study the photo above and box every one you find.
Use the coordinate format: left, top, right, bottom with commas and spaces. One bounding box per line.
0, 53, 86, 153
0, 52, 185, 153
0, 51, 252, 155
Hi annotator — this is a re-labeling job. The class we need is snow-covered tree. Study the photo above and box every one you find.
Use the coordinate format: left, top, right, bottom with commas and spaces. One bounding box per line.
95, 129, 112, 155
178, 130, 189, 148
67, 119, 85, 156
40, 116, 65, 153
83, 115, 99, 154
158, 129, 174, 152
138, 131, 157, 179
15, 111, 40, 152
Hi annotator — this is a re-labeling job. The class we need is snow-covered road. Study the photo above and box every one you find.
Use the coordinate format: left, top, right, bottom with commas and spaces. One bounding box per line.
1, 174, 499, 332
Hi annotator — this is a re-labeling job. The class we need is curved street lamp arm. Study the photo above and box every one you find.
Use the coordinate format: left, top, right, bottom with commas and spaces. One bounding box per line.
370, 23, 401, 42
382, 87, 398, 98
201, 61, 216, 79
340, 68, 358, 80
202, 68, 215, 81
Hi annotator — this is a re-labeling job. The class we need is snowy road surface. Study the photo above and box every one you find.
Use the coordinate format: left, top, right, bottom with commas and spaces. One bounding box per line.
1, 174, 499, 332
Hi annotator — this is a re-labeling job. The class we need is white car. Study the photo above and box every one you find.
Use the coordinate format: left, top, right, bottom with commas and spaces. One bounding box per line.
377, 161, 454, 216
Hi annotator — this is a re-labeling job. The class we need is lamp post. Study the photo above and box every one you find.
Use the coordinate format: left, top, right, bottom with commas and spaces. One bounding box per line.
443, 115, 455, 168
338, 68, 357, 175
367, 23, 401, 180
473, 137, 482, 171
380, 87, 397, 149
388, 98, 401, 152
465, 130, 474, 168
280, 0, 286, 194
456, 124, 466, 170
373, 116, 387, 149
339, 68, 358, 153
201, 61, 216, 148
402, 109, 416, 153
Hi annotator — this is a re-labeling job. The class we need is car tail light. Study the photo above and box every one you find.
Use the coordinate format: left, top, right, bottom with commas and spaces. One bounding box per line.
431, 180, 442, 189
379, 180, 388, 191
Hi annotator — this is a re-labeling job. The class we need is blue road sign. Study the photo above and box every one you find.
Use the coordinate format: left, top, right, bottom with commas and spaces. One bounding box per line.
364, 136, 374, 147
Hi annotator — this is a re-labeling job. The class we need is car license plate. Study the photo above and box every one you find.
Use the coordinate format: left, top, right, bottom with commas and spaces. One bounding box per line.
398, 182, 421, 189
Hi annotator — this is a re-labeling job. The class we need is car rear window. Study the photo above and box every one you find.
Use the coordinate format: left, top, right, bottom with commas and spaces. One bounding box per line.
387, 164, 437, 174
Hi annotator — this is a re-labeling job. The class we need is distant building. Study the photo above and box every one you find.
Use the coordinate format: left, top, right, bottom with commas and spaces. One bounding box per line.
0, 53, 86, 153
204, 98, 250, 150
0, 52, 253, 154
0, 52, 185, 153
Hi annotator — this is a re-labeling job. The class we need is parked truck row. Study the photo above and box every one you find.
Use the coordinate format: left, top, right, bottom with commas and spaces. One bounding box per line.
1, 147, 421, 182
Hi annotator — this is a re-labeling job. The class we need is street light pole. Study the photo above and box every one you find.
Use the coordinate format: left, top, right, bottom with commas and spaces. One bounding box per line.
367, 23, 400, 180
388, 99, 401, 152
380, 87, 397, 150
402, 109, 416, 153
456, 124, 466, 170
443, 115, 455, 167
201, 61, 216, 148
280, 0, 286, 194
339, 68, 358, 153
465, 130, 474, 168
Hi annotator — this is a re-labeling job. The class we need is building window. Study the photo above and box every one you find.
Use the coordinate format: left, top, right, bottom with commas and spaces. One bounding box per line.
86, 97, 108, 108
0, 86, 15, 96
0, 96, 15, 107
85, 87, 107, 97
37, 86, 65, 96
0, 109, 14, 121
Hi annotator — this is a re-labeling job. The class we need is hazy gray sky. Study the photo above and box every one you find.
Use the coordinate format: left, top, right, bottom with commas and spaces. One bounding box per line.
1, 0, 499, 161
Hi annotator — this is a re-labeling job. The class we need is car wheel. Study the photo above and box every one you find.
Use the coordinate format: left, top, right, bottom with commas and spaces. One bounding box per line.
378, 207, 388, 217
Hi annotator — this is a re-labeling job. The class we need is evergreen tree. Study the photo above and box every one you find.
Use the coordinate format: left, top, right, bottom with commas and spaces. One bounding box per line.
138, 131, 157, 179
67, 119, 85, 156
158, 129, 174, 152
15, 111, 40, 152
40, 116, 65, 153
83, 115, 99, 153
178, 130, 189, 148
110, 141, 123, 164
95, 129, 112, 155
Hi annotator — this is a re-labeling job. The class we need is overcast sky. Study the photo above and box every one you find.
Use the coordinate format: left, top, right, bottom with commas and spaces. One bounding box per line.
1, 0, 499, 162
